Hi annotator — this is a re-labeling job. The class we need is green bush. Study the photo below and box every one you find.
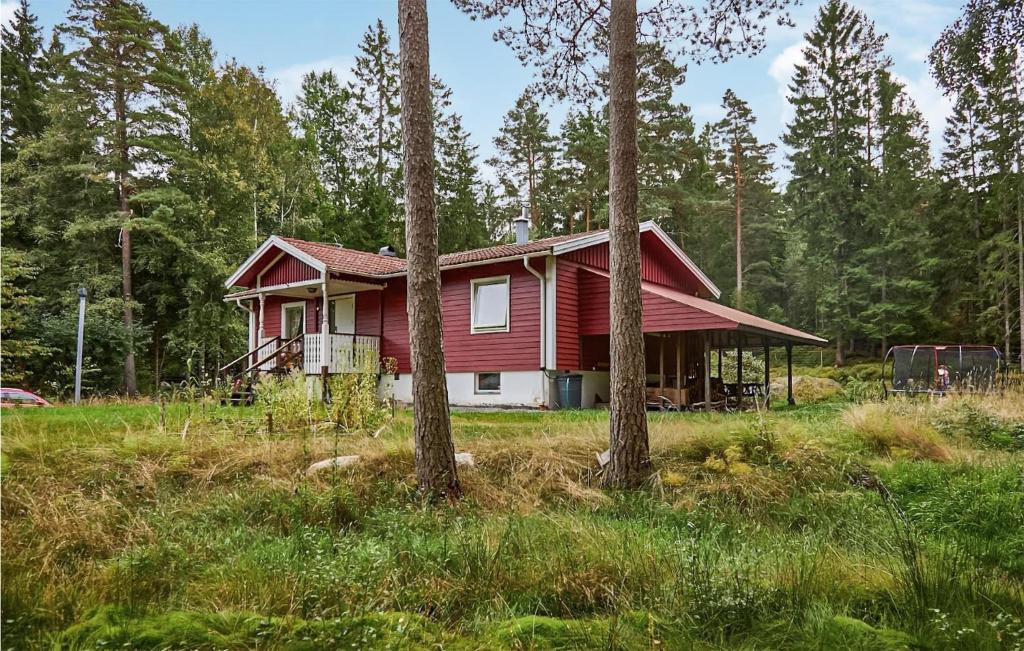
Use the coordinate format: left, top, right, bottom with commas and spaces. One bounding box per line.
932, 402, 1024, 450
254, 363, 390, 433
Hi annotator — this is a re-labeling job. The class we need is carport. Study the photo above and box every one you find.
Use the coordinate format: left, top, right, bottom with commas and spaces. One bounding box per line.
575, 268, 828, 410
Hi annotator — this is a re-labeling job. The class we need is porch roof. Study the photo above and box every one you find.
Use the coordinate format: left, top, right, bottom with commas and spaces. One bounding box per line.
582, 266, 826, 346
642, 281, 827, 346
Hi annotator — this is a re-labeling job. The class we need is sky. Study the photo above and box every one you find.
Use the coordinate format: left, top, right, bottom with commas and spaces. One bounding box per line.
2, 0, 963, 184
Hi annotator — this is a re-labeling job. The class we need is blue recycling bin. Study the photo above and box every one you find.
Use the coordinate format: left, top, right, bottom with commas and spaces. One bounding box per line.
556, 374, 583, 409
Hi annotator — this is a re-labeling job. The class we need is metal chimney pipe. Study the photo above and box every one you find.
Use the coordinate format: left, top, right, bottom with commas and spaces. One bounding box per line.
514, 201, 530, 245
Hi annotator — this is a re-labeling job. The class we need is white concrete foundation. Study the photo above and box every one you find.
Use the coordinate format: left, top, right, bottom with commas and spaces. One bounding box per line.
379, 371, 549, 408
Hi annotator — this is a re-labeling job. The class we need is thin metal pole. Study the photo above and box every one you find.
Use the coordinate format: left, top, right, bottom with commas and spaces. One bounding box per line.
75, 288, 87, 405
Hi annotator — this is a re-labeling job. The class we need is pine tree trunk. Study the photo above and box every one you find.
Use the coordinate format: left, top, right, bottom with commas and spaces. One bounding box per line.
603, 0, 650, 489
880, 268, 887, 355
1004, 281, 1011, 363
1018, 202, 1023, 371
733, 137, 743, 309
398, 0, 460, 499
115, 77, 137, 396
528, 154, 539, 229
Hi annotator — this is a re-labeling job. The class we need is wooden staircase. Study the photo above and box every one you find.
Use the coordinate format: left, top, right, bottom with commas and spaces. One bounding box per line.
216, 335, 304, 405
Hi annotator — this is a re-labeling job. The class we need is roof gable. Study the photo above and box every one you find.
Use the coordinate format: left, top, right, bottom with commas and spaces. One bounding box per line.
552, 222, 721, 299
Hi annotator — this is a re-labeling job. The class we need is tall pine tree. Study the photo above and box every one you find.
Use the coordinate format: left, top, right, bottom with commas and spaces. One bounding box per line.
859, 72, 938, 353
783, 0, 888, 364
489, 91, 558, 234
348, 20, 403, 250
931, 0, 1023, 367
0, 0, 47, 162
54, 0, 190, 393
709, 89, 785, 316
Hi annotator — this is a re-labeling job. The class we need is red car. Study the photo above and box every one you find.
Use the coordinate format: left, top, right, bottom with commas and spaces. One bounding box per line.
0, 388, 52, 407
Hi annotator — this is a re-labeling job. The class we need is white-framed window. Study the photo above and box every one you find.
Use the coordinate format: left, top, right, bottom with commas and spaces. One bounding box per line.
470, 275, 510, 333
475, 372, 501, 394
281, 301, 306, 339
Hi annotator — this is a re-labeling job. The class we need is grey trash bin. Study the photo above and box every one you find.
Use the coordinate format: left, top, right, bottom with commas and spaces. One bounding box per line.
556, 374, 583, 409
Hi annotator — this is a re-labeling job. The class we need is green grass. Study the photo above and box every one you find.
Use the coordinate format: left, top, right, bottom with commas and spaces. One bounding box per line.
3, 393, 1023, 649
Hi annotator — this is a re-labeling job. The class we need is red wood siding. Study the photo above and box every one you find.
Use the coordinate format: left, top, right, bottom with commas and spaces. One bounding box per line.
579, 334, 610, 370
561, 231, 706, 295
440, 261, 541, 372
261, 254, 319, 287
555, 261, 580, 369
355, 291, 382, 336
577, 270, 611, 336
380, 280, 411, 372
377, 262, 542, 374
308, 298, 321, 333
259, 295, 318, 338
258, 291, 383, 341
234, 246, 284, 288
576, 270, 735, 336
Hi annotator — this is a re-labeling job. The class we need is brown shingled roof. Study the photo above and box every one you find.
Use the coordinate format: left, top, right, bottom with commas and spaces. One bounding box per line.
278, 236, 407, 276
278, 231, 600, 277
438, 231, 594, 267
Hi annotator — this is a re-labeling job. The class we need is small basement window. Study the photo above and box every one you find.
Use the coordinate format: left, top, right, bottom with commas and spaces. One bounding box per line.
471, 276, 510, 333
475, 372, 501, 394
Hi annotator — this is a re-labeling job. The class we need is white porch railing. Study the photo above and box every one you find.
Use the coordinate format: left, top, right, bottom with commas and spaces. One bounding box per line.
303, 333, 380, 374
257, 337, 278, 371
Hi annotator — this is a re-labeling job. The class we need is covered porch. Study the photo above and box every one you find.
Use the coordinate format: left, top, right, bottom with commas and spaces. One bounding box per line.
577, 330, 813, 410
222, 273, 383, 379
571, 267, 827, 411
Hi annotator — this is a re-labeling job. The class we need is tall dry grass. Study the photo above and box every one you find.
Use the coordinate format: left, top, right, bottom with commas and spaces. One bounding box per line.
2, 390, 1022, 648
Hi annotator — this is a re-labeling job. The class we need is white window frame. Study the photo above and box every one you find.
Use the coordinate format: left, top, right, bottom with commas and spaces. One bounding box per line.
280, 301, 306, 339
470, 275, 511, 334
475, 372, 502, 394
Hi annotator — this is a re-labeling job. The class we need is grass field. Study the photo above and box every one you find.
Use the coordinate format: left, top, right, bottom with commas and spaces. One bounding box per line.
2, 390, 1023, 649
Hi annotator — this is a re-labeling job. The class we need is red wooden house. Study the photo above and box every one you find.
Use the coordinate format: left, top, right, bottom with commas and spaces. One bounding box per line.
223, 219, 825, 408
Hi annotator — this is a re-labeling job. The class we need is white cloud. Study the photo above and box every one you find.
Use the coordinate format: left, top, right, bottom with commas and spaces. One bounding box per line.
768, 41, 805, 88
768, 40, 806, 128
894, 71, 952, 161
270, 55, 356, 107
1, 1, 17, 28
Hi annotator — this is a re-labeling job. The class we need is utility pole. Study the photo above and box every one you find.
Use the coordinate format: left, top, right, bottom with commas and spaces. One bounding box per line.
75, 287, 87, 405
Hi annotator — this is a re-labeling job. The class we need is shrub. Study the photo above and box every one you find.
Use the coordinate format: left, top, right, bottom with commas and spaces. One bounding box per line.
254, 370, 313, 431
771, 376, 843, 403
844, 404, 951, 461
326, 357, 390, 432
932, 401, 1024, 451
254, 362, 391, 434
